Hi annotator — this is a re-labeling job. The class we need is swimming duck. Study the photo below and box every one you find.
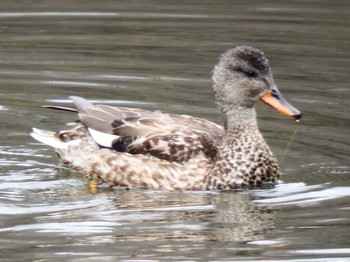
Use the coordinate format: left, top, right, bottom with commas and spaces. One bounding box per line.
31, 46, 301, 190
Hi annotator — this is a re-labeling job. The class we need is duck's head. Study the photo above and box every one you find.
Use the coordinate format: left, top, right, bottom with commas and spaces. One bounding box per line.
212, 46, 301, 120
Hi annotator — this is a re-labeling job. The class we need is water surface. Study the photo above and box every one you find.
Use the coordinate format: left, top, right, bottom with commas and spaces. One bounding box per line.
1, 1, 350, 261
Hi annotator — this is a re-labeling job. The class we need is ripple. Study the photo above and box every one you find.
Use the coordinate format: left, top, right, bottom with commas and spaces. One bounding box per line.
0, 147, 49, 158
98, 73, 208, 83
0, 12, 121, 18
0, 195, 108, 215
0, 159, 53, 167
0, 177, 79, 192
247, 239, 285, 246
46, 98, 155, 107
254, 183, 350, 206
0, 11, 207, 19
237, 258, 350, 262
42, 80, 108, 87
290, 248, 350, 255
1, 220, 119, 234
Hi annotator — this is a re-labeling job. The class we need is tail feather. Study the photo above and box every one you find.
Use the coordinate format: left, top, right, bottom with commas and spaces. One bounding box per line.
42, 105, 78, 113
69, 96, 94, 112
30, 128, 67, 149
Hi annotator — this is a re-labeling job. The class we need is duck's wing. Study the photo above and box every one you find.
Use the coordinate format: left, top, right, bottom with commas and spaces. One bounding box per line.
70, 96, 224, 162
122, 114, 224, 162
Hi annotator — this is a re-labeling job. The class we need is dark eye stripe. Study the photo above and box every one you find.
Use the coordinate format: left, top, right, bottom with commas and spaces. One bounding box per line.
228, 65, 258, 78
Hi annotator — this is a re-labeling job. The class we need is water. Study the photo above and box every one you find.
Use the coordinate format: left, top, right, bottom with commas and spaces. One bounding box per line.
1, 1, 350, 261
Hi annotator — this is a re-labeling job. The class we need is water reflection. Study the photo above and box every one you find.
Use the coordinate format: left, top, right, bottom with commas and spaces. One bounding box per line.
1, 190, 276, 241
0, 189, 280, 260
107, 191, 276, 243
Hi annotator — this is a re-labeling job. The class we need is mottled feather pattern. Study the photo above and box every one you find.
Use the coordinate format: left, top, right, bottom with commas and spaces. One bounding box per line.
52, 124, 209, 190
80, 105, 224, 162
204, 125, 279, 190
31, 46, 301, 190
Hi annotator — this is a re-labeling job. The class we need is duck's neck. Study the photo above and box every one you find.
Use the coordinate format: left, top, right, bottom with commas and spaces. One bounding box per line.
221, 106, 259, 137
204, 105, 279, 190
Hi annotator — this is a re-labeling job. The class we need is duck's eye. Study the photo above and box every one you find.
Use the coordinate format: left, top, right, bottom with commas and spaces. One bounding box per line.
230, 66, 258, 78
245, 70, 257, 78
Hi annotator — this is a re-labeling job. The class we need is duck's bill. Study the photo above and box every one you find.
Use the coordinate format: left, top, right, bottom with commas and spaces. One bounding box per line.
260, 87, 302, 120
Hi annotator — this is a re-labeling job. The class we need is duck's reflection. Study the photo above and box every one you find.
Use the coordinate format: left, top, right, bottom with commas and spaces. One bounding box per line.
104, 190, 276, 243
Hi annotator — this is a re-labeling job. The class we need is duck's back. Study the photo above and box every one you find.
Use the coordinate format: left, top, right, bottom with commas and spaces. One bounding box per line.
44, 96, 225, 164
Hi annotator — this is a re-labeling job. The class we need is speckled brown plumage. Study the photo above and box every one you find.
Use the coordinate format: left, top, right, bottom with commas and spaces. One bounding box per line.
31, 46, 301, 190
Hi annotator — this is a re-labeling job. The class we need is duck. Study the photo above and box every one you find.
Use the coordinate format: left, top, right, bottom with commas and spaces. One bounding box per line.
31, 46, 301, 190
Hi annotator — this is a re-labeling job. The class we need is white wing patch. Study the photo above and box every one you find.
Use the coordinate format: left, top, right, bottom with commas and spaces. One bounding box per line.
88, 128, 120, 148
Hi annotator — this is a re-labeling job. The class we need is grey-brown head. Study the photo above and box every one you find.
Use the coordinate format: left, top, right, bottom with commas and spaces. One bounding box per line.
212, 46, 301, 120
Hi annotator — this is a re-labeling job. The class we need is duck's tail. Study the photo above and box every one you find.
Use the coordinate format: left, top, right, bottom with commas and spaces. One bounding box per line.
41, 96, 94, 113
31, 126, 101, 174
31, 128, 68, 149
30, 125, 97, 151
